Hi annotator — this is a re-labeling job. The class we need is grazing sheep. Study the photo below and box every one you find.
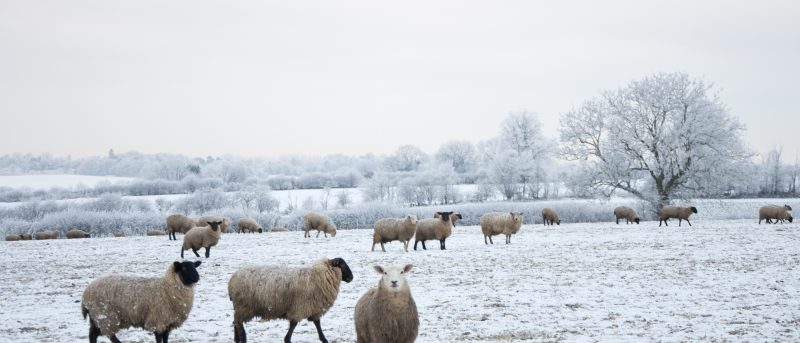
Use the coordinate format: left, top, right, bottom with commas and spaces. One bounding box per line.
541, 208, 561, 226
759, 205, 793, 224
270, 227, 289, 232
228, 257, 354, 343
66, 229, 90, 239
5, 234, 21, 241
372, 215, 418, 252
114, 232, 125, 237
147, 230, 166, 236
34, 230, 59, 240
20, 233, 32, 240
303, 212, 337, 238
166, 214, 197, 240
81, 261, 202, 343
414, 211, 454, 251
354, 264, 418, 343
181, 221, 223, 258
613, 206, 640, 224
196, 215, 230, 233
658, 206, 698, 227
236, 218, 263, 233
480, 212, 524, 244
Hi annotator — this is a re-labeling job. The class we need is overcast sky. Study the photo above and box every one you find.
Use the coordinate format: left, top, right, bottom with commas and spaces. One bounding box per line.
1, 0, 798, 159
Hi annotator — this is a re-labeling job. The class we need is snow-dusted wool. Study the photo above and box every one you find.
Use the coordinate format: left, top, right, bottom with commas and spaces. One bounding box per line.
372, 215, 418, 252
354, 264, 418, 343
480, 212, 523, 244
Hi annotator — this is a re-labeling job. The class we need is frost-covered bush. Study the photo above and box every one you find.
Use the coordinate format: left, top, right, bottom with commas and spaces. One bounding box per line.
174, 190, 229, 215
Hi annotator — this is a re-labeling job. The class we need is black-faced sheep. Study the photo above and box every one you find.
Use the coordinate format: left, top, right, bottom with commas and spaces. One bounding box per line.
303, 212, 337, 238
228, 257, 353, 343
236, 218, 263, 233
372, 215, 418, 252
181, 221, 223, 258
414, 211, 454, 251
759, 205, 793, 224
480, 212, 524, 244
354, 264, 418, 343
166, 214, 196, 240
81, 261, 201, 343
66, 229, 90, 239
541, 208, 561, 225
613, 206, 640, 224
196, 215, 230, 233
658, 206, 698, 227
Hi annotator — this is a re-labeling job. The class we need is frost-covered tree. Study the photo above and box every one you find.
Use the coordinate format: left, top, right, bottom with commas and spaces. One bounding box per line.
560, 72, 751, 208
388, 145, 429, 172
436, 141, 476, 174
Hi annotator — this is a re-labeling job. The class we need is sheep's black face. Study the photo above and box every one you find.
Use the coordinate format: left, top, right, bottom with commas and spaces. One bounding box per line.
690, 207, 698, 214
208, 221, 222, 232
330, 257, 353, 283
437, 211, 453, 222
788, 216, 794, 223
174, 261, 202, 286
634, 217, 640, 224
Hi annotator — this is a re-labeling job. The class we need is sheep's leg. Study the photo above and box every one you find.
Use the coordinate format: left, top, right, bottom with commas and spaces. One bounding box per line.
403, 241, 409, 252
371, 242, 376, 251
440, 239, 446, 250
312, 318, 328, 343
234, 321, 247, 343
192, 248, 200, 257
678, 219, 682, 227
616, 218, 620, 224
316, 231, 321, 238
180, 248, 184, 258
505, 234, 511, 244
284, 320, 298, 343
488, 235, 494, 244
162, 329, 170, 343
88, 319, 100, 343
109, 335, 122, 343
205, 246, 211, 258
380, 242, 386, 252
685, 219, 691, 227
414, 240, 419, 250
155, 331, 163, 343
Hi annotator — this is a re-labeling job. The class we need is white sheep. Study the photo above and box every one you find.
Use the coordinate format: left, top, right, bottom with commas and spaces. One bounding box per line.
303, 212, 338, 238
480, 212, 524, 244
613, 206, 640, 224
181, 220, 223, 258
541, 208, 561, 225
414, 211, 455, 250
236, 218, 263, 233
166, 214, 196, 240
354, 264, 418, 343
759, 204, 793, 224
228, 257, 354, 343
81, 261, 202, 343
658, 206, 698, 227
372, 215, 418, 252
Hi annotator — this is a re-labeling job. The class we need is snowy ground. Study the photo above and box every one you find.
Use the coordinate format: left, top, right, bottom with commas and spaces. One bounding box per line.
2, 220, 799, 342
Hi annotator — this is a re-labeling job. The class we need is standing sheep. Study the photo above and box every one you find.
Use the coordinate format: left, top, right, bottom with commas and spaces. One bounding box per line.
372, 215, 418, 252
228, 257, 354, 343
66, 229, 91, 239
166, 214, 197, 240
613, 206, 640, 224
541, 208, 561, 226
81, 260, 202, 343
759, 205, 793, 224
414, 211, 454, 251
480, 212, 524, 244
354, 264, 418, 343
303, 212, 337, 238
237, 218, 263, 233
196, 215, 230, 233
658, 206, 698, 227
34, 230, 59, 240
181, 221, 223, 258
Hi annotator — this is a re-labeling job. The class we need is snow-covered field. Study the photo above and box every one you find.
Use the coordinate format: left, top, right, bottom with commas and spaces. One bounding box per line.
0, 174, 134, 190
2, 220, 799, 342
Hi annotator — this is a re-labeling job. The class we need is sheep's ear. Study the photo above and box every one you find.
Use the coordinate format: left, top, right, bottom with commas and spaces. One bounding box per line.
193, 261, 202, 268
173, 261, 182, 271
403, 264, 414, 273
373, 265, 385, 274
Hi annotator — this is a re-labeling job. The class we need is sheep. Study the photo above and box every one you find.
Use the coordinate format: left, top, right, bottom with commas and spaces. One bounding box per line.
414, 211, 454, 251
354, 264, 418, 343
613, 206, 640, 224
480, 212, 524, 244
303, 212, 337, 238
66, 229, 91, 239
434, 211, 462, 226
196, 215, 230, 233
81, 260, 202, 343
20, 233, 32, 240
6, 234, 21, 241
147, 230, 166, 236
270, 227, 289, 232
228, 257, 354, 343
658, 206, 698, 227
541, 208, 561, 226
372, 215, 418, 252
34, 230, 59, 240
759, 205, 793, 224
114, 232, 126, 237
166, 214, 197, 240
236, 218, 263, 233
181, 221, 223, 258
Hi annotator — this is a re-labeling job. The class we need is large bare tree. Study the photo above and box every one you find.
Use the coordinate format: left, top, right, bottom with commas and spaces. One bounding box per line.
560, 72, 750, 208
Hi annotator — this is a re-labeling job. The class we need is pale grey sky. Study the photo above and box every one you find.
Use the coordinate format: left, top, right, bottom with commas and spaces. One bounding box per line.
1, 0, 798, 158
